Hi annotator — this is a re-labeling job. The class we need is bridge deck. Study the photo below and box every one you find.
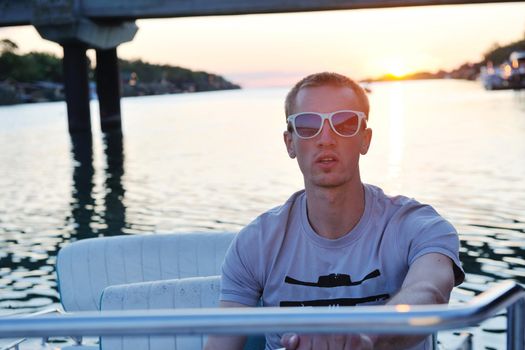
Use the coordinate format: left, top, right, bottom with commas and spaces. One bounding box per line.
0, 0, 521, 27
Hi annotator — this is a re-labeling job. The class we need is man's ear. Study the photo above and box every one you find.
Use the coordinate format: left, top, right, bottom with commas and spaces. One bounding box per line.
360, 128, 372, 155
283, 131, 296, 158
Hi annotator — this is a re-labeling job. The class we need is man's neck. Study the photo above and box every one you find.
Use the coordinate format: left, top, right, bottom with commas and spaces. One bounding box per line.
305, 182, 366, 240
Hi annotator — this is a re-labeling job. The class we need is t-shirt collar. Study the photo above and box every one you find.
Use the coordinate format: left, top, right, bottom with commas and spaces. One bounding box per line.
300, 184, 372, 248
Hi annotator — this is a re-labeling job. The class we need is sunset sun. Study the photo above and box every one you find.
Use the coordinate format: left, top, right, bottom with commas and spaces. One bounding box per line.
386, 59, 411, 78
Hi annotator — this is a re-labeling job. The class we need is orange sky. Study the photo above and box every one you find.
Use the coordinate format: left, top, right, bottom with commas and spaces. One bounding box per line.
1, 3, 524, 87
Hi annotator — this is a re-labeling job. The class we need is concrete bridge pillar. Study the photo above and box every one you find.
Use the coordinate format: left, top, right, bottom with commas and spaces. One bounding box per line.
32, 0, 137, 134
62, 43, 91, 133
96, 48, 122, 132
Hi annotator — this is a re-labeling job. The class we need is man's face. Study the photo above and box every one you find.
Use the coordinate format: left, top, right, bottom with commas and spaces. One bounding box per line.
283, 85, 372, 190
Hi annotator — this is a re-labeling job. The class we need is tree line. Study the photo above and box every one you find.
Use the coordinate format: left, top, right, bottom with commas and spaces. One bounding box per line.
0, 39, 240, 104
483, 36, 525, 66
369, 32, 525, 82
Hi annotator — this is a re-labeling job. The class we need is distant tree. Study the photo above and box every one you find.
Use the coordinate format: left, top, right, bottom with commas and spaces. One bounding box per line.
0, 38, 18, 53
1, 41, 238, 90
483, 39, 525, 65
118, 58, 239, 91
0, 50, 62, 82
26, 52, 63, 81
0, 50, 19, 80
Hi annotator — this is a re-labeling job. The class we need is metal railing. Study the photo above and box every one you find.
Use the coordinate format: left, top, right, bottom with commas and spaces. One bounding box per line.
0, 308, 62, 350
0, 281, 523, 349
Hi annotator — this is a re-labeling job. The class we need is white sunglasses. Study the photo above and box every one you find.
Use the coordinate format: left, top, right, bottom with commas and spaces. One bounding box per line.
287, 110, 367, 139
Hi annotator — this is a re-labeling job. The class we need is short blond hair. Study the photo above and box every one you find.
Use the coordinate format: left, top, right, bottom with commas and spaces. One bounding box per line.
284, 72, 370, 119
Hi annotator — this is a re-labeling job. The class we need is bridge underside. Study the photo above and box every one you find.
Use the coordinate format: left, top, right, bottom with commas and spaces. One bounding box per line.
0, 0, 521, 27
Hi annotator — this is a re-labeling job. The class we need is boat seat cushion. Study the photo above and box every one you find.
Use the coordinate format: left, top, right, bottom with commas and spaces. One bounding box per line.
99, 276, 265, 350
56, 232, 236, 311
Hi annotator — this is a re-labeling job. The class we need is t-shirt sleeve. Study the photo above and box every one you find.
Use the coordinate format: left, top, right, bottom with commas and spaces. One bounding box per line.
397, 204, 465, 286
220, 221, 263, 306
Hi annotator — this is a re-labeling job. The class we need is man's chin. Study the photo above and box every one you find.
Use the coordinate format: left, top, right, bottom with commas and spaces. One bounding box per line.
310, 176, 347, 189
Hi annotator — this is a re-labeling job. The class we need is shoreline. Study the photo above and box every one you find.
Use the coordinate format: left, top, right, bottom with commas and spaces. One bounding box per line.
0, 79, 241, 106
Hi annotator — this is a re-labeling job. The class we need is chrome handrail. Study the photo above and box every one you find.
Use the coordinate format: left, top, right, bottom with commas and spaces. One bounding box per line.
0, 281, 523, 349
0, 308, 62, 350
0, 338, 24, 350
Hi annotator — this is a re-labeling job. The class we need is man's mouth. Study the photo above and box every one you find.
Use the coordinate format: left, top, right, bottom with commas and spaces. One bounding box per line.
315, 154, 338, 165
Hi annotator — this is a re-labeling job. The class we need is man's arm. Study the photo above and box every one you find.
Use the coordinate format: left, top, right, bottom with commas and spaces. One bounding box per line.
282, 252, 456, 350
204, 301, 249, 350
370, 252, 455, 349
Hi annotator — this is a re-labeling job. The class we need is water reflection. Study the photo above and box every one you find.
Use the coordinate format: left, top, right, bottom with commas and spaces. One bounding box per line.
513, 91, 525, 112
68, 130, 126, 240
101, 130, 126, 237
387, 82, 405, 192
69, 132, 96, 240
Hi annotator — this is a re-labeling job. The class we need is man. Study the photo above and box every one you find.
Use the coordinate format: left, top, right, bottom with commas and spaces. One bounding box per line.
205, 72, 464, 350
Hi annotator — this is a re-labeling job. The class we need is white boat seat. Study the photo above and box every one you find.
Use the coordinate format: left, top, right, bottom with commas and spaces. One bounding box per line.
99, 276, 265, 350
100, 276, 219, 350
56, 232, 236, 312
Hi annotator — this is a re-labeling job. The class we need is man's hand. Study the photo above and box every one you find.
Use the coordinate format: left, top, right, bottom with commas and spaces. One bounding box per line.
281, 333, 373, 350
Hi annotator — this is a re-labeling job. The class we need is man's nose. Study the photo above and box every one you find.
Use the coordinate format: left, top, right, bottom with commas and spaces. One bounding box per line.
316, 120, 336, 146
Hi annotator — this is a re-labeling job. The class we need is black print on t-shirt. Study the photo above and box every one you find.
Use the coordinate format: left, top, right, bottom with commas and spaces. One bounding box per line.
280, 293, 390, 307
284, 269, 380, 288
280, 269, 387, 307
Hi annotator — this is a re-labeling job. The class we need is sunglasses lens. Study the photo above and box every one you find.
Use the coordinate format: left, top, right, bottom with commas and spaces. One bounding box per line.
294, 113, 322, 138
332, 111, 360, 136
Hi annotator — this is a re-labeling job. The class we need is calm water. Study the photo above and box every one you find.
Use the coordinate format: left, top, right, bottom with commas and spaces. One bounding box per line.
1, 80, 524, 348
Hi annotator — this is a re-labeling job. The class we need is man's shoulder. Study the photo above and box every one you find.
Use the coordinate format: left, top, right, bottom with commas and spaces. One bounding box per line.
367, 183, 433, 210
365, 184, 448, 225
238, 189, 304, 237
266, 189, 304, 215
366, 183, 419, 207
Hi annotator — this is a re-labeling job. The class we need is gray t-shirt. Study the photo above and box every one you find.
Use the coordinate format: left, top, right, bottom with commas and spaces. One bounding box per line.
221, 184, 464, 349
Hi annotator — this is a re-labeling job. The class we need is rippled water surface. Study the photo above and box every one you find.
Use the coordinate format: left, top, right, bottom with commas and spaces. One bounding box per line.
1, 80, 524, 348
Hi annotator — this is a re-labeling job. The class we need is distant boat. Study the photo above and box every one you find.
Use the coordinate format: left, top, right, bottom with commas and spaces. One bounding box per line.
481, 51, 525, 90
508, 51, 525, 88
